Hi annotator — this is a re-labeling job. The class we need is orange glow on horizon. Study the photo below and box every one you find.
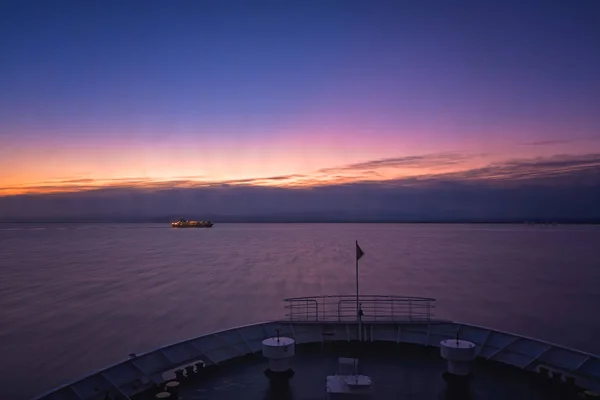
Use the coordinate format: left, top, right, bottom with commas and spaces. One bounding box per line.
0, 151, 512, 196
2, 128, 598, 196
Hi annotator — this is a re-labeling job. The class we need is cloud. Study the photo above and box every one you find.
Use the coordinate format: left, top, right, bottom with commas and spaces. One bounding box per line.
428, 153, 600, 185
216, 174, 305, 186
0, 175, 211, 195
1, 153, 599, 222
317, 152, 471, 174
521, 139, 576, 146
521, 136, 600, 146
2, 152, 600, 196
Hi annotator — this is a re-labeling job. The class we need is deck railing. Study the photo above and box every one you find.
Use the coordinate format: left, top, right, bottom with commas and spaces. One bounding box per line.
283, 295, 435, 322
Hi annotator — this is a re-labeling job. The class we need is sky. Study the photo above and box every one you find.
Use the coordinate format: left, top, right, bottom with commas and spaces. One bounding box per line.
1, 1, 599, 220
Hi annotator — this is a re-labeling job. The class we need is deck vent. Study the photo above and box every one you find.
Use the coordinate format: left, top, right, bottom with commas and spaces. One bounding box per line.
262, 329, 295, 381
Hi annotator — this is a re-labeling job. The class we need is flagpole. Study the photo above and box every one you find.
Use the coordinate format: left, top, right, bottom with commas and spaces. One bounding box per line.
356, 240, 361, 343
355, 241, 364, 378
355, 240, 360, 377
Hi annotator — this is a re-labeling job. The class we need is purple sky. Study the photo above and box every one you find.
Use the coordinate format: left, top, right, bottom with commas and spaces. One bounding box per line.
1, 1, 599, 219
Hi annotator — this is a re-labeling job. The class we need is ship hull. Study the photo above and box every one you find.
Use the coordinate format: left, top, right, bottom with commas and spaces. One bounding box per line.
171, 224, 213, 228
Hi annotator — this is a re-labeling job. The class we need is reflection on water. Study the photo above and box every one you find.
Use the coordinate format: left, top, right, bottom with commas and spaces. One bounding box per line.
1, 223, 599, 399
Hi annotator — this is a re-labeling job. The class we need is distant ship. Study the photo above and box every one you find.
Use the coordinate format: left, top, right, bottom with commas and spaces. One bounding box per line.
171, 219, 213, 228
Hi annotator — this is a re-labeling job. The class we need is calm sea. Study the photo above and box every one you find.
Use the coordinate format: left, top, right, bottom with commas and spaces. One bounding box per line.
1, 223, 599, 399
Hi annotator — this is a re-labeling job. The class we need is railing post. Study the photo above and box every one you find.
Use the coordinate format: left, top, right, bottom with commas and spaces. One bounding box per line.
427, 300, 431, 320
319, 298, 321, 321
306, 299, 308, 320
390, 296, 394, 321
371, 299, 375, 322
409, 299, 412, 321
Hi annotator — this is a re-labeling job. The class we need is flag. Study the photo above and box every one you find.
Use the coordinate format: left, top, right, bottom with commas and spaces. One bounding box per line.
356, 241, 364, 261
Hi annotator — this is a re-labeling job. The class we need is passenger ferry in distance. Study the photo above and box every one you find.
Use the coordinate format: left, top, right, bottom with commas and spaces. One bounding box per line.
171, 219, 214, 228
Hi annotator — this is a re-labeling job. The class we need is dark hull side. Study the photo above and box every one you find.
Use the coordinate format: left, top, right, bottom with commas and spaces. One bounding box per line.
172, 224, 213, 228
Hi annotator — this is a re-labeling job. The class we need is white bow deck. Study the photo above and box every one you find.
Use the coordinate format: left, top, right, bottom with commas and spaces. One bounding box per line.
32, 295, 600, 399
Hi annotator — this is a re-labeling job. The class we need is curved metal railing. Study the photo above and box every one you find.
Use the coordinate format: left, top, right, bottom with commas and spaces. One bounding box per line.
283, 295, 435, 322
31, 295, 600, 399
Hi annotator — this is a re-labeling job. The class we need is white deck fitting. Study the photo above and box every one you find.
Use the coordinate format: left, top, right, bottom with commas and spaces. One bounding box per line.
262, 337, 295, 372
440, 339, 476, 375
31, 295, 600, 399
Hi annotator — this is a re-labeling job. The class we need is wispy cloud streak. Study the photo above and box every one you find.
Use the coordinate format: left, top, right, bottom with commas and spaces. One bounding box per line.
317, 153, 471, 174
520, 136, 600, 146
2, 153, 600, 196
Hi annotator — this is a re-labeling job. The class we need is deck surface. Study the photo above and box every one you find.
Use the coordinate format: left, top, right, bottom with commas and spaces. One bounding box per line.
175, 342, 572, 400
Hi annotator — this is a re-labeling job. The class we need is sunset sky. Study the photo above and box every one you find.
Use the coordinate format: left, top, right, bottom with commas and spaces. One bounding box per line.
1, 1, 599, 219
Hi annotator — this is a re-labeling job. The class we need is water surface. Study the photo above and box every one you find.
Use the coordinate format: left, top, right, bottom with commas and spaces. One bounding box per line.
1, 223, 599, 399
